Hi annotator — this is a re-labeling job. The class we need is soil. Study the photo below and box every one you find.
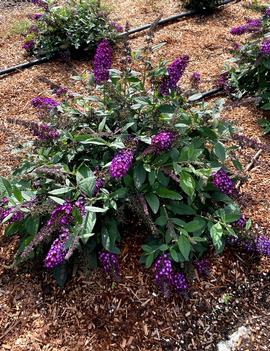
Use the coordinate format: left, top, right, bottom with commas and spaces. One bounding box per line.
0, 1, 269, 350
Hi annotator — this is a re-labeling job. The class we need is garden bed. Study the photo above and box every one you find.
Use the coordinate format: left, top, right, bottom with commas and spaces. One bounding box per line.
0, 1, 270, 350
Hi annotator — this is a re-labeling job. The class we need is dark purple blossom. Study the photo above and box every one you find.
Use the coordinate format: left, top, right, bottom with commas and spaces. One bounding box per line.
53, 86, 68, 97
93, 178, 104, 196
255, 235, 270, 257
22, 40, 35, 52
151, 131, 175, 152
190, 71, 201, 83
260, 39, 270, 56
0, 207, 24, 223
194, 259, 210, 276
28, 25, 38, 34
31, 97, 59, 110
48, 202, 74, 227
109, 149, 134, 179
30, 13, 43, 20
234, 215, 247, 228
32, 123, 60, 141
159, 55, 189, 95
99, 251, 120, 279
266, 7, 270, 17
172, 272, 188, 292
212, 169, 236, 196
230, 18, 261, 36
93, 39, 113, 84
216, 72, 230, 92
153, 254, 173, 297
44, 228, 69, 268
110, 21, 123, 32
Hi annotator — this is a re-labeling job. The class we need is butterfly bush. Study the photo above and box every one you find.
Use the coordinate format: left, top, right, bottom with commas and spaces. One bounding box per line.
0, 40, 255, 294
23, 0, 119, 58
227, 7, 270, 121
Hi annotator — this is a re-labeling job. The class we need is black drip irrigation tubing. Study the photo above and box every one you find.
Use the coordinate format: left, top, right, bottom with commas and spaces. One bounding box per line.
187, 87, 223, 102
0, 0, 239, 77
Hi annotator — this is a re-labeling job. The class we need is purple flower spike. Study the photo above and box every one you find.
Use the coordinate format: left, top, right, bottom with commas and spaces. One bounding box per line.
234, 215, 246, 228
93, 39, 113, 84
31, 123, 60, 141
153, 254, 173, 296
109, 149, 134, 179
151, 131, 175, 152
194, 259, 210, 276
44, 228, 69, 269
93, 178, 104, 196
212, 169, 236, 196
110, 21, 123, 32
22, 40, 35, 52
99, 251, 120, 278
266, 7, 270, 17
30, 13, 43, 20
159, 55, 189, 95
260, 39, 270, 56
31, 97, 59, 110
255, 235, 270, 257
172, 272, 188, 293
230, 18, 261, 36
190, 71, 201, 83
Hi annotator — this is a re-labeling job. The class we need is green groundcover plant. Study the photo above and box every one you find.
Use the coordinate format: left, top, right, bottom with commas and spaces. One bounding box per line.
22, 0, 121, 57
228, 7, 270, 132
1, 37, 251, 294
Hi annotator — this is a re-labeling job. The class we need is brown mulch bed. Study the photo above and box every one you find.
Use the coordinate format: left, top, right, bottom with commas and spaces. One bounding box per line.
0, 0, 270, 350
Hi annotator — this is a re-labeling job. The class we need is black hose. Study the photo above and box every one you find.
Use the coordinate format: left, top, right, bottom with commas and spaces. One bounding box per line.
188, 87, 223, 102
0, 56, 49, 77
0, 0, 239, 77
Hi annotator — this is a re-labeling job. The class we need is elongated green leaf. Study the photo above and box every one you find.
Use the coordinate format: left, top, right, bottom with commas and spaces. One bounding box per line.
214, 142, 226, 163
134, 164, 146, 189
210, 222, 224, 252
156, 188, 182, 200
178, 235, 191, 261
145, 193, 160, 214
184, 218, 206, 233
49, 187, 73, 195
180, 171, 195, 197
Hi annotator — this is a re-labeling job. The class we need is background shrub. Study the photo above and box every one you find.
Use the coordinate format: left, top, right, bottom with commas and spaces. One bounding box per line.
23, 0, 120, 57
182, 0, 222, 12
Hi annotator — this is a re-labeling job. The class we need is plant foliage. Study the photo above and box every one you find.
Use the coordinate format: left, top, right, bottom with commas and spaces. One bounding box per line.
23, 0, 120, 57
182, 0, 223, 12
0, 39, 246, 290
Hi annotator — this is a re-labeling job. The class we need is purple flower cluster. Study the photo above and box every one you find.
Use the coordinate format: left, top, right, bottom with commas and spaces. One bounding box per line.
159, 55, 189, 95
260, 39, 270, 56
190, 71, 201, 83
109, 149, 134, 179
53, 86, 68, 97
154, 254, 188, 296
29, 13, 43, 20
28, 25, 38, 34
151, 131, 175, 152
0, 208, 24, 223
22, 40, 35, 52
93, 178, 104, 196
93, 40, 113, 84
48, 202, 74, 227
31, 97, 59, 110
266, 7, 270, 17
230, 18, 261, 35
234, 214, 246, 228
194, 259, 210, 276
212, 169, 236, 196
172, 272, 188, 292
255, 235, 270, 257
216, 72, 230, 92
44, 228, 69, 268
110, 21, 123, 32
99, 251, 120, 278
32, 123, 60, 141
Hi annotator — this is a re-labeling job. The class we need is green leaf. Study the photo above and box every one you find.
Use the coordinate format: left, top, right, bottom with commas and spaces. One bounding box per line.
214, 142, 226, 163
23, 216, 40, 235
210, 222, 224, 252
156, 188, 182, 201
223, 204, 241, 223
178, 235, 191, 261
170, 248, 180, 262
49, 196, 65, 205
145, 253, 154, 268
133, 163, 146, 189
13, 186, 23, 202
80, 212, 96, 244
179, 171, 195, 197
184, 218, 206, 233
49, 187, 73, 195
1, 178, 12, 196
145, 193, 160, 214
85, 206, 108, 213
167, 202, 196, 215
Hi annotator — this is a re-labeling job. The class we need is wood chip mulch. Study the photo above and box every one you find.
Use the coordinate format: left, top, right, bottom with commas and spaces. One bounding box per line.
0, 1, 270, 350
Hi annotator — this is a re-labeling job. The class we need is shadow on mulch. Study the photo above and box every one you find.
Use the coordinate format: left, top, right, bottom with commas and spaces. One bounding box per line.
0, 221, 269, 351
